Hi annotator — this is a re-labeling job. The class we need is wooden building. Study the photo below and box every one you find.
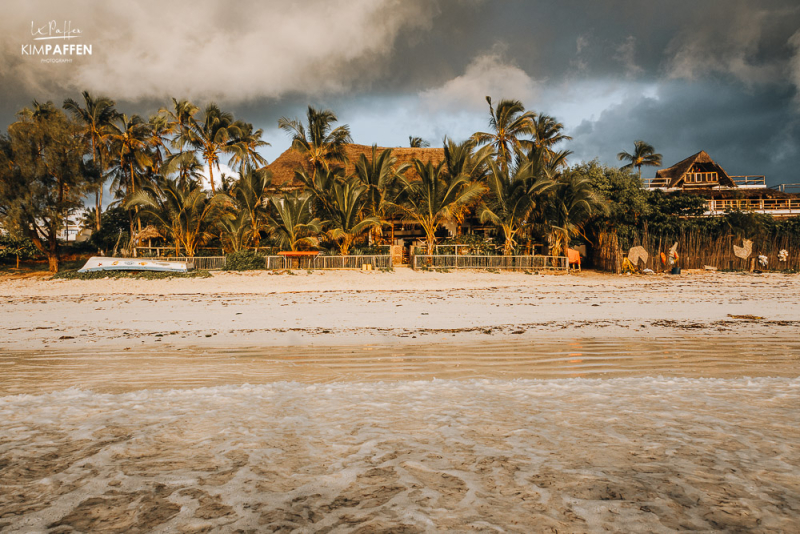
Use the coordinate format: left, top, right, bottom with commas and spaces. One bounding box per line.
645, 151, 800, 218
264, 144, 494, 256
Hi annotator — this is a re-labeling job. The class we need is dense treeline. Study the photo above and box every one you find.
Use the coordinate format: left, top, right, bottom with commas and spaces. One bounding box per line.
0, 91, 797, 272
579, 161, 800, 270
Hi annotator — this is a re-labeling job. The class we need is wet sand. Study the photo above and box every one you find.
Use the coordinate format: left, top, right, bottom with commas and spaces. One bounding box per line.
2, 270, 800, 532
1, 376, 798, 533
1, 337, 800, 395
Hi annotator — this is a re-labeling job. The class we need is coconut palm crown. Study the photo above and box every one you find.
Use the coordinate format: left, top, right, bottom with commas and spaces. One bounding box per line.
278, 106, 352, 175
617, 140, 663, 179
63, 91, 119, 231
471, 96, 536, 173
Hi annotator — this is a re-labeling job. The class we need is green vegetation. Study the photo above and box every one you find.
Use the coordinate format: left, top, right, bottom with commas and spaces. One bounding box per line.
0, 102, 95, 272
1, 89, 797, 275
0, 235, 40, 268
224, 250, 267, 271
52, 269, 211, 280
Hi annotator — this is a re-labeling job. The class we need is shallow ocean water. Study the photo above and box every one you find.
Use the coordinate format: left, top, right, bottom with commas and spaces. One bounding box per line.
1, 337, 799, 394
1, 339, 799, 533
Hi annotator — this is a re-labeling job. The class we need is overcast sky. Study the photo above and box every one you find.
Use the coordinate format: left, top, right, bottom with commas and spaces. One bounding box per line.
2, 0, 800, 185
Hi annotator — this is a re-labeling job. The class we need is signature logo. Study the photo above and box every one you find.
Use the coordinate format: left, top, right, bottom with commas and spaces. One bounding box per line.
22, 20, 92, 59
30, 20, 82, 40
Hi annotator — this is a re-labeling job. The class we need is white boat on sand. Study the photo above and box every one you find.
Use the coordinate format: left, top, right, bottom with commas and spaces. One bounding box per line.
78, 257, 189, 273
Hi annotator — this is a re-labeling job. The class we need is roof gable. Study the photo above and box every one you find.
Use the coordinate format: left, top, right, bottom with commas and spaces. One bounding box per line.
654, 150, 734, 188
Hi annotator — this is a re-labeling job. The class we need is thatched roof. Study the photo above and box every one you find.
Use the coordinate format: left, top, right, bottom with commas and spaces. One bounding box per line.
135, 225, 164, 241
264, 144, 446, 189
655, 150, 734, 188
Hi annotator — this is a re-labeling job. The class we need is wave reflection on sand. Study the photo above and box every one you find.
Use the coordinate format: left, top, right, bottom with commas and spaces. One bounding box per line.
1, 336, 799, 395
1, 376, 799, 532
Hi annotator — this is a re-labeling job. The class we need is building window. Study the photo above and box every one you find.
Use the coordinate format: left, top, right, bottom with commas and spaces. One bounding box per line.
685, 171, 718, 184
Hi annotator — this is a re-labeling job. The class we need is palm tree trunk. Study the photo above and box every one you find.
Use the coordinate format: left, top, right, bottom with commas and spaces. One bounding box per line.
95, 190, 102, 231
92, 137, 103, 231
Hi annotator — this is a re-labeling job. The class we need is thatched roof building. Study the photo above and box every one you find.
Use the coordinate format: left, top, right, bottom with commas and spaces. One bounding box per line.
654, 150, 735, 188
264, 144, 446, 189
135, 225, 164, 241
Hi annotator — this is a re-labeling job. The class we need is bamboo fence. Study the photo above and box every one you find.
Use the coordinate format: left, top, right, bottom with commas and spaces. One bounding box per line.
595, 230, 800, 273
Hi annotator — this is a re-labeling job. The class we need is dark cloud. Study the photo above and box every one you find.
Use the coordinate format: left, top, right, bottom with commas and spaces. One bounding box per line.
570, 81, 800, 183
1, 0, 799, 183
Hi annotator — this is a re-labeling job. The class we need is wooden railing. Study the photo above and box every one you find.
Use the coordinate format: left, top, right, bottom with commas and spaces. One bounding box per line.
134, 247, 223, 257
412, 255, 568, 271
707, 198, 800, 214
641, 177, 667, 188
159, 256, 227, 270
772, 183, 800, 193
643, 175, 767, 189
264, 255, 393, 270
730, 175, 766, 186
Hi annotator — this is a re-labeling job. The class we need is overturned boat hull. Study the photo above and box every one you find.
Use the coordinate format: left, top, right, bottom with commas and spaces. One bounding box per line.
78, 257, 189, 273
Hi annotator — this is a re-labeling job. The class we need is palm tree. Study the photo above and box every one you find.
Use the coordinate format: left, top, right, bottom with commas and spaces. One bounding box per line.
394, 159, 485, 254
160, 98, 198, 156
325, 178, 382, 255
471, 96, 536, 172
108, 114, 153, 237
530, 114, 572, 166
409, 136, 430, 148
438, 137, 494, 234
479, 160, 557, 255
230, 165, 272, 248
277, 106, 352, 178
217, 211, 251, 254
267, 192, 322, 251
617, 140, 663, 179
353, 145, 409, 242
546, 175, 608, 256
147, 112, 173, 175
294, 167, 340, 221
63, 91, 118, 231
162, 151, 205, 189
126, 177, 227, 257
186, 103, 241, 192
227, 120, 270, 171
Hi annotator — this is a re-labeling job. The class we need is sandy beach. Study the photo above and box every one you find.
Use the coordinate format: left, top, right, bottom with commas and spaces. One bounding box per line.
2, 269, 800, 532
1, 269, 799, 351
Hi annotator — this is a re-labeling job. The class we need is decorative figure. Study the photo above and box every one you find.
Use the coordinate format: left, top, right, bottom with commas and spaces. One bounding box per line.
733, 239, 752, 259
758, 255, 768, 268
779, 249, 788, 263
628, 246, 648, 268
668, 242, 679, 266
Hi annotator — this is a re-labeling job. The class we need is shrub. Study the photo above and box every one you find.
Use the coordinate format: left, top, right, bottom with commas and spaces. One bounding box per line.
0, 235, 41, 266
52, 270, 212, 280
224, 250, 266, 270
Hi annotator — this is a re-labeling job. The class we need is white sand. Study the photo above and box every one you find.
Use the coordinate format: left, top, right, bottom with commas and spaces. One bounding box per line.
1, 269, 798, 351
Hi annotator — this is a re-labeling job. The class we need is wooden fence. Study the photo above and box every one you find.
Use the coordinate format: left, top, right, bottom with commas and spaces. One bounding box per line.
123, 254, 394, 271
264, 255, 393, 270
159, 256, 227, 271
595, 231, 800, 273
412, 255, 568, 271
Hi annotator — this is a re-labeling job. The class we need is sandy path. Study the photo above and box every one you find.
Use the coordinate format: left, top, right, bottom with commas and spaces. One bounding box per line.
1, 269, 798, 351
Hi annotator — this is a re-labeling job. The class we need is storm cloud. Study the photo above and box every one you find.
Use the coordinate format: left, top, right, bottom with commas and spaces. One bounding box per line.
2, 0, 800, 184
